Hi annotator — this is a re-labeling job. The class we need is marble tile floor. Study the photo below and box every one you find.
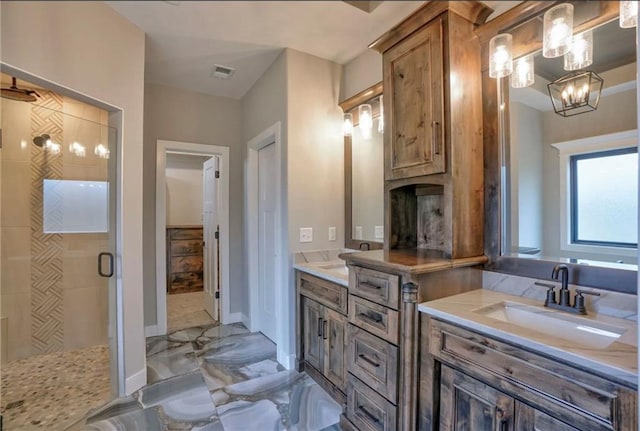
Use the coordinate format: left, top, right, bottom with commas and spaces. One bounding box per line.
167, 291, 217, 332
1, 344, 111, 431
74, 322, 342, 430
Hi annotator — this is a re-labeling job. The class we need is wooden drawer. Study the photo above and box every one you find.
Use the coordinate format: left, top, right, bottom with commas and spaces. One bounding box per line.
170, 239, 203, 256
346, 375, 397, 431
429, 319, 631, 430
349, 266, 399, 309
348, 324, 398, 403
349, 296, 399, 345
298, 272, 348, 314
169, 228, 202, 240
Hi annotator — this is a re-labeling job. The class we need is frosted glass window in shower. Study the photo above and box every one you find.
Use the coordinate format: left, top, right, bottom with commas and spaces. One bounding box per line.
43, 179, 109, 233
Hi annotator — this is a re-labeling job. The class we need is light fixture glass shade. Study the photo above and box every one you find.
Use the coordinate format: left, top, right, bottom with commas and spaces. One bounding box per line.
620, 0, 638, 28
489, 33, 513, 78
95, 143, 110, 159
547, 70, 603, 117
511, 55, 535, 88
378, 95, 384, 133
359, 104, 373, 139
343, 113, 353, 137
543, 3, 574, 58
564, 30, 593, 71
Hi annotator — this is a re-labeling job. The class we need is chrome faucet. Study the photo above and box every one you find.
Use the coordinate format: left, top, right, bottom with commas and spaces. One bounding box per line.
535, 264, 600, 315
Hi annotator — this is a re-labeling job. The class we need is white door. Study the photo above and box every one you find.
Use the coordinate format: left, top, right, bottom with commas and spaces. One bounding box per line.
258, 143, 277, 341
203, 157, 219, 321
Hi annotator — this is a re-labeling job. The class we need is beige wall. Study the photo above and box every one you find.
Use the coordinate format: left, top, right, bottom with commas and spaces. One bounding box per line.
143, 83, 243, 325
340, 49, 382, 101
1, 1, 146, 392
241, 50, 288, 320
165, 154, 208, 226
1, 93, 111, 361
287, 49, 344, 253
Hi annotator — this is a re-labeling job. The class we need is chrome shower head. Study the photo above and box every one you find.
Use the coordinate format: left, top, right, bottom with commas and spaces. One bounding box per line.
33, 134, 50, 147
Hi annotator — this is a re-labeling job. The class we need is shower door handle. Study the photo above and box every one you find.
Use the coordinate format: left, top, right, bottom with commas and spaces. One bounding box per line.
98, 252, 114, 278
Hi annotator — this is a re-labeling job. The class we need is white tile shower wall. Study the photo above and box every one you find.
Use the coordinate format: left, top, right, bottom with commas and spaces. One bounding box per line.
482, 270, 637, 321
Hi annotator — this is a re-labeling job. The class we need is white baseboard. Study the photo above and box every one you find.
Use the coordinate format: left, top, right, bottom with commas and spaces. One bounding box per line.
125, 367, 147, 395
226, 312, 243, 324
144, 324, 159, 338
278, 350, 296, 370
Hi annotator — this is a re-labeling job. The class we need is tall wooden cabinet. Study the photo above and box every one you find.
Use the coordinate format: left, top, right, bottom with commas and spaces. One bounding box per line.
372, 1, 489, 258
384, 18, 444, 180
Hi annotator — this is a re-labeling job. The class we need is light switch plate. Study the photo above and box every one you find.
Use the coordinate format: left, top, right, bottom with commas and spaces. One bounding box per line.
328, 227, 337, 241
355, 226, 363, 240
299, 227, 313, 243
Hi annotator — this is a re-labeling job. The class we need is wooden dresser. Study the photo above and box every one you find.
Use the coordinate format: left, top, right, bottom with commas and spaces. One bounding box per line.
166, 225, 204, 294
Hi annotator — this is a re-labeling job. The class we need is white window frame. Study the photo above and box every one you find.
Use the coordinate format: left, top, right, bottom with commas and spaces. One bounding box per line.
552, 129, 638, 258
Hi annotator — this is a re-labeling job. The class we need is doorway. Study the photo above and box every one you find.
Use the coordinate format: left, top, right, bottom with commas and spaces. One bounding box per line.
155, 140, 230, 336
246, 122, 294, 369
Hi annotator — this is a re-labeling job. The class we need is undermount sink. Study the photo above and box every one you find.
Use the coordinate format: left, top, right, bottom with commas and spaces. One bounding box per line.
317, 262, 349, 276
473, 301, 627, 349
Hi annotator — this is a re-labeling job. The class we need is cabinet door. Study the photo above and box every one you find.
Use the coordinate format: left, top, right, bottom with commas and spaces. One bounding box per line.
302, 298, 323, 372
383, 17, 444, 181
515, 402, 582, 431
323, 308, 347, 391
440, 366, 514, 431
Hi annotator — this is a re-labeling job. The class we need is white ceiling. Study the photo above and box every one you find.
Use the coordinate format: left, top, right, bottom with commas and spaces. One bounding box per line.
106, 1, 522, 100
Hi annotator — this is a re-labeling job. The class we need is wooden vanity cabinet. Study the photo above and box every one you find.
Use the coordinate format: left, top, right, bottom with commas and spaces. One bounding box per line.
166, 226, 204, 294
296, 272, 348, 403
420, 318, 638, 431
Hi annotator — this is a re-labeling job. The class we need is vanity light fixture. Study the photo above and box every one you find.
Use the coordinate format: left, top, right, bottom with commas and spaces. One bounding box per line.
543, 3, 574, 58
547, 70, 603, 117
378, 95, 384, 134
343, 112, 353, 137
511, 54, 535, 88
564, 30, 593, 71
359, 103, 373, 139
489, 33, 513, 78
620, 0, 638, 28
69, 141, 86, 157
94, 143, 110, 159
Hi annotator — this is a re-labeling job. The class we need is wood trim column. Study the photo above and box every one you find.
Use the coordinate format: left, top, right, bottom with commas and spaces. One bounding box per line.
399, 281, 419, 430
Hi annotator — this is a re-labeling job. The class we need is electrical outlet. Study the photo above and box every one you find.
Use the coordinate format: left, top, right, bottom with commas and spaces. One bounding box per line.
299, 227, 313, 243
328, 227, 337, 241
375, 225, 384, 240
355, 226, 363, 240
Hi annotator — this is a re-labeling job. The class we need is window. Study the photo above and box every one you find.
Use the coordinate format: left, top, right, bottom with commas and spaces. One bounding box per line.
569, 147, 637, 248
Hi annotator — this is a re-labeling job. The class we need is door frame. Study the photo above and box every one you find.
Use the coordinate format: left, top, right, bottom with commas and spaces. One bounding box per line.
246, 122, 293, 369
155, 140, 230, 335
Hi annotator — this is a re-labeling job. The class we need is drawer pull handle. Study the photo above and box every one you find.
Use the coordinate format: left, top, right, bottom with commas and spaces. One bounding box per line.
317, 317, 323, 337
359, 282, 383, 291
432, 120, 441, 155
358, 312, 383, 324
358, 406, 380, 424
358, 354, 380, 368
322, 320, 328, 340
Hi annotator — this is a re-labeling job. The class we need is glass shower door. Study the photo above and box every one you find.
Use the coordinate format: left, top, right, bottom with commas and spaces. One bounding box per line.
0, 92, 120, 428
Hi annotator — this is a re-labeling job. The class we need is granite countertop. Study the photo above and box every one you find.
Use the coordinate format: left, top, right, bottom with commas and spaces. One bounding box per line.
419, 289, 638, 389
293, 260, 349, 287
339, 248, 488, 275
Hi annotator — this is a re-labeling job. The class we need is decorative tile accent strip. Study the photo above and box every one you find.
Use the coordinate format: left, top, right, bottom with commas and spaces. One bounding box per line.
30, 91, 64, 354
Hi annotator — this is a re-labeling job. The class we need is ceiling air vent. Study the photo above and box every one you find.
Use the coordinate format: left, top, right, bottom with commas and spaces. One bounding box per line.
211, 65, 235, 79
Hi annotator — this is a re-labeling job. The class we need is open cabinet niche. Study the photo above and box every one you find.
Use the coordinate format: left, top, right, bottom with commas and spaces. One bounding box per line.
389, 184, 447, 254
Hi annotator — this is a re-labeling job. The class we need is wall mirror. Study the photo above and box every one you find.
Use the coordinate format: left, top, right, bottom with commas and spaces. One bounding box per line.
480, 1, 637, 292
340, 83, 384, 250
506, 17, 637, 266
